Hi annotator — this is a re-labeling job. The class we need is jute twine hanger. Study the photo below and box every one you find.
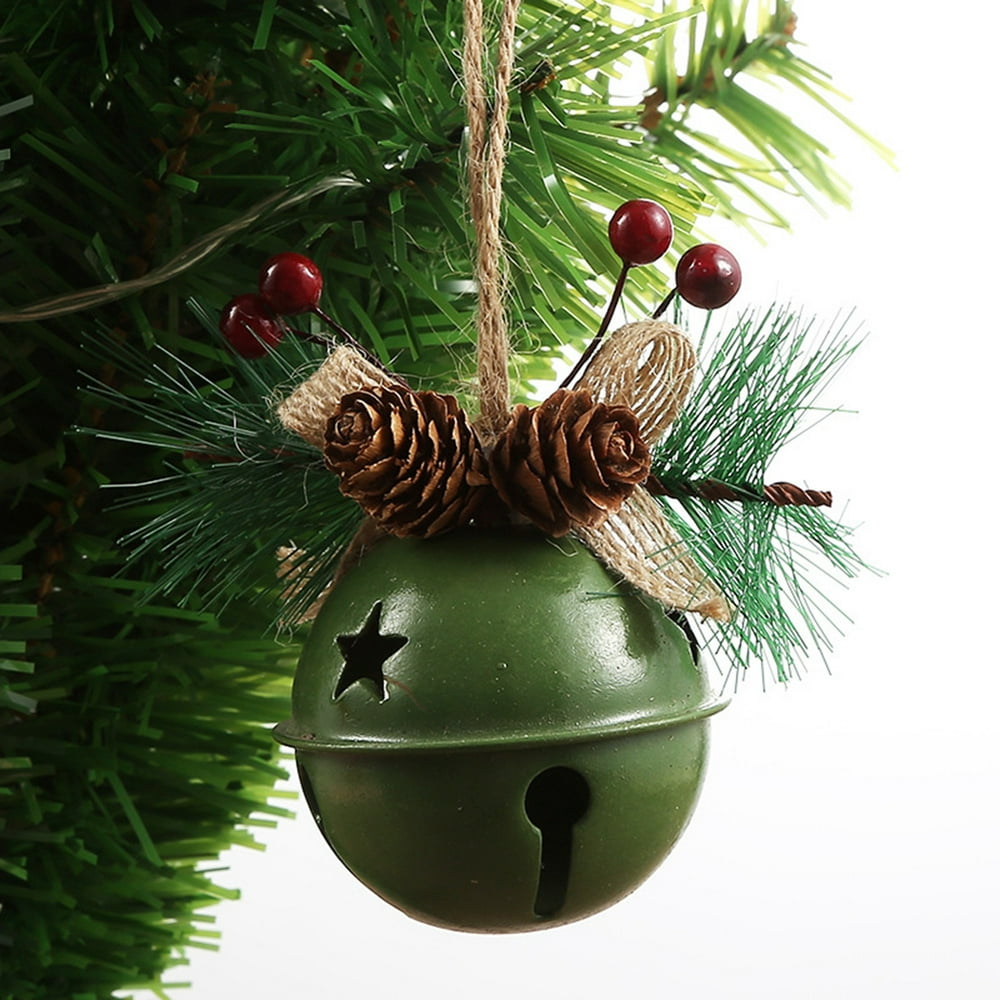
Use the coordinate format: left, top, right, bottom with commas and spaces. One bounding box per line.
276, 0, 730, 624
462, 0, 518, 446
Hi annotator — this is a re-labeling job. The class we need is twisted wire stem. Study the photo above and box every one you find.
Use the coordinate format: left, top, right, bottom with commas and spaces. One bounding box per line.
646, 474, 832, 508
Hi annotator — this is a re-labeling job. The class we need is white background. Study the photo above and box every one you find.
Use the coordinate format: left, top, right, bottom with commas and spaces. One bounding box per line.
155, 3, 1000, 997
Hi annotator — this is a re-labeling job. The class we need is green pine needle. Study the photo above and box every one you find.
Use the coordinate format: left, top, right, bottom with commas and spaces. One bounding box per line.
659, 305, 860, 482
645, 0, 894, 236
652, 305, 870, 685
79, 322, 364, 625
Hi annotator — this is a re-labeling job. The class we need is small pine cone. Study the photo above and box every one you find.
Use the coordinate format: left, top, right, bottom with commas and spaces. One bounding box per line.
489, 388, 651, 537
324, 385, 492, 537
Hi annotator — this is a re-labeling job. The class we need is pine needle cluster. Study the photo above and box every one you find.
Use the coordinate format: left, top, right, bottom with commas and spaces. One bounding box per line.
82, 320, 364, 626
652, 305, 868, 685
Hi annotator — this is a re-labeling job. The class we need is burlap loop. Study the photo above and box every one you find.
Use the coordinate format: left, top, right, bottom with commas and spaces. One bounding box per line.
276, 543, 328, 625
577, 489, 730, 620
276, 346, 398, 450
574, 320, 695, 443
277, 519, 386, 625
568, 320, 729, 620
275, 348, 409, 623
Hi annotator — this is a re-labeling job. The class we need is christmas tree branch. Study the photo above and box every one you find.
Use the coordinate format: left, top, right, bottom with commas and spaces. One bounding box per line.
642, 1, 894, 233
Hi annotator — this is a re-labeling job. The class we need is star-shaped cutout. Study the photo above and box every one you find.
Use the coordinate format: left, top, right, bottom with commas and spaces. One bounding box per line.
334, 601, 408, 702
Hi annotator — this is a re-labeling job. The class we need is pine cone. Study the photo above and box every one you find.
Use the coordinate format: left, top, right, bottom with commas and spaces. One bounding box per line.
489, 388, 651, 537
324, 385, 492, 537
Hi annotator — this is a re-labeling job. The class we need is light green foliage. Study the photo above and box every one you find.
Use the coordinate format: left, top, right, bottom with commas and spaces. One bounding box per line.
645, 0, 893, 234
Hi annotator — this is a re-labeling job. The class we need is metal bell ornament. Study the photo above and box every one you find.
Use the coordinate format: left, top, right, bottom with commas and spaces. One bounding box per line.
268, 293, 736, 930
112, 230, 860, 936
71, 0, 869, 955
124, 218, 861, 935
274, 528, 726, 931
211, 0, 861, 936
257, 68, 861, 922
262, 257, 860, 933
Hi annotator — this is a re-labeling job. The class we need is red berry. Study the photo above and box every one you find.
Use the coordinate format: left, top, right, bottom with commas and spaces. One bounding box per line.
608, 199, 674, 266
258, 252, 323, 315
219, 294, 284, 358
675, 243, 742, 309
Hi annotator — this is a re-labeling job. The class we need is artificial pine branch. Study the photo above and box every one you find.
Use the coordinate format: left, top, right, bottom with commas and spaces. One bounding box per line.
85, 303, 869, 688
79, 324, 365, 623
643, 0, 894, 234
650, 305, 869, 684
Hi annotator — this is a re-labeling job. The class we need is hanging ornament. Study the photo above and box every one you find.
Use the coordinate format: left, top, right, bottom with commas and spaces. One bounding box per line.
93, 0, 866, 937
268, 0, 750, 932
272, 303, 733, 929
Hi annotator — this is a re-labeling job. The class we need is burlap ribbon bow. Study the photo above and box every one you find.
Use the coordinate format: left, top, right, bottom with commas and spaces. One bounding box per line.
276, 0, 730, 625
277, 320, 731, 623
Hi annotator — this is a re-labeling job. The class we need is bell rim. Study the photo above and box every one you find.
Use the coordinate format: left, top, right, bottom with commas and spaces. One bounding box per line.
272, 695, 728, 754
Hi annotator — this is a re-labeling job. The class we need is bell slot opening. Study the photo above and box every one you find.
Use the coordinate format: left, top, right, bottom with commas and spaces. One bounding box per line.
666, 608, 701, 665
524, 766, 590, 918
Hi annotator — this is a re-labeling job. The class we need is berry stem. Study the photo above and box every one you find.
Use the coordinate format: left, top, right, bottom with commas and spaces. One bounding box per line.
307, 307, 410, 388
312, 306, 396, 378
560, 263, 631, 388
283, 323, 337, 349
651, 288, 676, 320
311, 306, 371, 357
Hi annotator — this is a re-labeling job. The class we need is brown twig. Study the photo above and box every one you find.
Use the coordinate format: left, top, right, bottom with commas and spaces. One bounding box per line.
646, 474, 831, 507
561, 262, 631, 388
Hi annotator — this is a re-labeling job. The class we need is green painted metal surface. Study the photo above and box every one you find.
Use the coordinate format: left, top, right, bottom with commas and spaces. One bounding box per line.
275, 528, 726, 931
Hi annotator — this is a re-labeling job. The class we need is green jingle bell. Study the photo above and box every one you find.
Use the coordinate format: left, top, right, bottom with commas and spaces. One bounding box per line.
274, 528, 726, 932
